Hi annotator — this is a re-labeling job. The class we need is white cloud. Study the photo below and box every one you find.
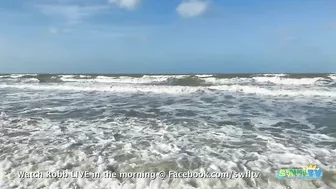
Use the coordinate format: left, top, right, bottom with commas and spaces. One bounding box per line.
176, 0, 209, 18
108, 0, 141, 10
37, 4, 108, 24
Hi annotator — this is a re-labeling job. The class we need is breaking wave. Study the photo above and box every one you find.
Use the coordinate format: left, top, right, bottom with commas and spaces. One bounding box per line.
0, 73, 335, 86
0, 73, 335, 99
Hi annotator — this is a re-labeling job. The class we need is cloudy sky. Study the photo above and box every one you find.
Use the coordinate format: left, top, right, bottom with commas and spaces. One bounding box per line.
0, 0, 335, 73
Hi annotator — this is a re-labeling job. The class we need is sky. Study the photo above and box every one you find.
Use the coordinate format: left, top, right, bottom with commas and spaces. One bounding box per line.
0, 0, 335, 74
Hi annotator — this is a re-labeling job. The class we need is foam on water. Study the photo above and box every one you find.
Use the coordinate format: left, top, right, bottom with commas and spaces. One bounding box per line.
204, 76, 334, 87
195, 75, 213, 78
261, 74, 288, 77
1, 74, 335, 87
208, 85, 336, 97
329, 74, 336, 80
251, 77, 324, 85
60, 75, 185, 84
0, 74, 336, 189
0, 83, 202, 95
0, 82, 335, 98
8, 74, 26, 78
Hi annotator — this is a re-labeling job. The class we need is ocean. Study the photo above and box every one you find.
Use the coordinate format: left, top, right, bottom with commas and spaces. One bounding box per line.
0, 73, 335, 189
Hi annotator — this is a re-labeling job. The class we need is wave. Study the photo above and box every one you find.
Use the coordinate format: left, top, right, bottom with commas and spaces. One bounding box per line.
61, 75, 177, 84
195, 74, 213, 78
258, 73, 288, 77
205, 77, 334, 86
1, 83, 335, 98
36, 75, 64, 83
165, 76, 210, 86
208, 85, 336, 97
330, 74, 336, 80
61, 75, 97, 79
251, 77, 328, 85
0, 83, 201, 95
0, 74, 335, 86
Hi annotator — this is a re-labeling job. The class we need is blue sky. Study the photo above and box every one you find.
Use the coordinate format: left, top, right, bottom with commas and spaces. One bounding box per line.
0, 0, 335, 73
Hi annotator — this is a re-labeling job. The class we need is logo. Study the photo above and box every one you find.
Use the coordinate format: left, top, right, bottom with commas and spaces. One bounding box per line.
277, 164, 323, 180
